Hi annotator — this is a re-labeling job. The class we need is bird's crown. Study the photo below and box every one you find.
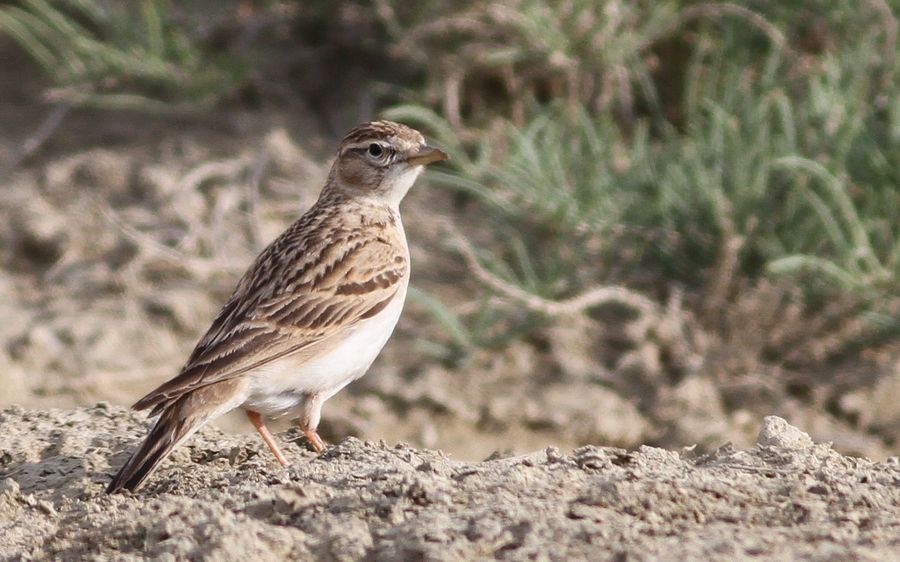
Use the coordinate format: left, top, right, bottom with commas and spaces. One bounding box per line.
339, 120, 426, 153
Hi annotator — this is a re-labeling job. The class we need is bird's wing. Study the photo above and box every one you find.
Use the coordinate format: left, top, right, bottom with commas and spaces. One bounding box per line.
134, 216, 407, 413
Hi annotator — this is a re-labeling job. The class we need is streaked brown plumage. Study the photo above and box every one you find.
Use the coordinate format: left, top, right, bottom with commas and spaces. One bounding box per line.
106, 121, 448, 493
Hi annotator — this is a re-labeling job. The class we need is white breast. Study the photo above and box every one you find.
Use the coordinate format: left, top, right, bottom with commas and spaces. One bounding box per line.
241, 282, 408, 417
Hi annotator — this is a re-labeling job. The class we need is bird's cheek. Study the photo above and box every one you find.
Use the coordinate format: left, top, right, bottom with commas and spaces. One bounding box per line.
338, 160, 369, 188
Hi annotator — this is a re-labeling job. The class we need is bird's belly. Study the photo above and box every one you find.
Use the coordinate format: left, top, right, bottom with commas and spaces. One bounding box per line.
241, 286, 406, 417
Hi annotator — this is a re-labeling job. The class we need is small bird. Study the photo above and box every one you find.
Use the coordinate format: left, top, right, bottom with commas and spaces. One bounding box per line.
106, 121, 448, 493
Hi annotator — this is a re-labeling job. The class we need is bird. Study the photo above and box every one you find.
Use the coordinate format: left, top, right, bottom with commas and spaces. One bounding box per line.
106, 121, 448, 493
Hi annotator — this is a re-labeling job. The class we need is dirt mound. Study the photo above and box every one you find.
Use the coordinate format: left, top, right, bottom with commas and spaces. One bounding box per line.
1, 405, 898, 561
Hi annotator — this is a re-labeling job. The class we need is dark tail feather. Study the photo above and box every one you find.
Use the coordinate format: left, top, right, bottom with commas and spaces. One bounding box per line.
106, 404, 195, 494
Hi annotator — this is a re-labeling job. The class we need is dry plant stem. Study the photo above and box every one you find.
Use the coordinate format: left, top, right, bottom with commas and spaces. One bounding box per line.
91, 151, 260, 279
704, 195, 744, 321
866, 0, 898, 94
95, 200, 187, 263
176, 158, 251, 193
441, 220, 659, 319
655, 2, 795, 59
444, 72, 463, 130
245, 149, 270, 247
1, 103, 71, 175
94, 199, 248, 277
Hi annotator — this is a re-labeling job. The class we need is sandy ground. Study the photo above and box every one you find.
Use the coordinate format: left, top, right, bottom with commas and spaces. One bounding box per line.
1, 405, 898, 561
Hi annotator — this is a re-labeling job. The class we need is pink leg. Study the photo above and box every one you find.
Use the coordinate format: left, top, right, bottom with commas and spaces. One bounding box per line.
303, 428, 327, 453
246, 410, 289, 467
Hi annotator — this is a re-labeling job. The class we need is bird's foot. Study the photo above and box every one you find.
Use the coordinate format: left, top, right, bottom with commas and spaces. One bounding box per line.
304, 429, 327, 453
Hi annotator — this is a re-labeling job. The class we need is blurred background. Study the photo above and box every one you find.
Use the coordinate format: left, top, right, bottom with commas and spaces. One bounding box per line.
0, 0, 898, 460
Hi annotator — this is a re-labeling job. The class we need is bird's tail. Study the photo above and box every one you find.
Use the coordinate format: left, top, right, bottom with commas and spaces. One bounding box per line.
106, 395, 209, 494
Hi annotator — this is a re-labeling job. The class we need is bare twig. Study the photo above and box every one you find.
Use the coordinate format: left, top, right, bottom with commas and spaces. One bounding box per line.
93, 198, 248, 276
245, 149, 270, 246
866, 0, 898, 95
439, 219, 659, 319
95, 200, 188, 263
176, 158, 251, 194
1, 103, 72, 175
444, 72, 463, 131
704, 193, 744, 321
646, 2, 796, 60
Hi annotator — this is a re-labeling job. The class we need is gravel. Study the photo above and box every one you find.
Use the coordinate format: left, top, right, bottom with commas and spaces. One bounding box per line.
1, 405, 899, 561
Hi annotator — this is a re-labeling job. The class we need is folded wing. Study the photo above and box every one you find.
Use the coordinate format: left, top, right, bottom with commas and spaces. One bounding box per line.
134, 219, 406, 415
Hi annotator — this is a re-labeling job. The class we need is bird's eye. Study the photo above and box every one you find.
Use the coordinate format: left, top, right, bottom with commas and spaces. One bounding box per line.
367, 143, 384, 158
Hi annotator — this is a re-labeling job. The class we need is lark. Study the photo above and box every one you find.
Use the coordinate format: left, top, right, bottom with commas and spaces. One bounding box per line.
106, 121, 448, 493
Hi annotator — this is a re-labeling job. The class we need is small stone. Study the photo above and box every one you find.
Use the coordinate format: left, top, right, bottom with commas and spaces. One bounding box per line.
37, 500, 56, 515
0, 478, 20, 496
756, 416, 814, 449
545, 447, 562, 463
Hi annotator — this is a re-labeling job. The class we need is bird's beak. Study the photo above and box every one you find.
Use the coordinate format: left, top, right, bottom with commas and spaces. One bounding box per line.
406, 145, 449, 166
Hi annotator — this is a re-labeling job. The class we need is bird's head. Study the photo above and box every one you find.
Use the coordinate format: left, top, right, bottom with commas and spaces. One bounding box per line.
327, 120, 449, 206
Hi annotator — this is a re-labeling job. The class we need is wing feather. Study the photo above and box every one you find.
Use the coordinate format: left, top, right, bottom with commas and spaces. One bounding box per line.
135, 208, 407, 412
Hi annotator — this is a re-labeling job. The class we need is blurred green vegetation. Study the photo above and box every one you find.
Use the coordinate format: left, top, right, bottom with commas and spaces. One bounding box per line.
383, 0, 900, 361
0, 0, 245, 110
2, 0, 897, 364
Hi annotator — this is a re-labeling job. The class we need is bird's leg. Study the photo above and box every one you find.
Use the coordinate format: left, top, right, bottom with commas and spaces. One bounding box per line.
299, 393, 328, 453
303, 428, 327, 453
245, 410, 289, 467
